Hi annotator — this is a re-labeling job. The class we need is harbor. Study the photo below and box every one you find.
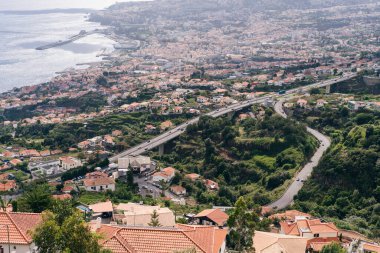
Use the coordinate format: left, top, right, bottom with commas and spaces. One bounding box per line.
35, 29, 103, 50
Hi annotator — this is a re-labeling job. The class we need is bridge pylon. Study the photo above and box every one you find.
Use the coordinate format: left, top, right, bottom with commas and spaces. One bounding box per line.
158, 143, 165, 156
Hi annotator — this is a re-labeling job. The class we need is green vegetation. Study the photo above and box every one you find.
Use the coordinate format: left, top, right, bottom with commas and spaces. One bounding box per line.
32, 200, 110, 253
156, 107, 317, 206
2, 112, 192, 151
227, 197, 258, 252
320, 243, 347, 253
292, 103, 380, 238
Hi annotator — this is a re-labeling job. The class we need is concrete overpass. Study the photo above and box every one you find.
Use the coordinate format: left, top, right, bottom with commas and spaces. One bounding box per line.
109, 72, 357, 162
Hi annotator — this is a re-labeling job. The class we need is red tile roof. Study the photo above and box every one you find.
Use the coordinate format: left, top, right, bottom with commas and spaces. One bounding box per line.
0, 212, 42, 245
99, 224, 227, 253
194, 209, 229, 226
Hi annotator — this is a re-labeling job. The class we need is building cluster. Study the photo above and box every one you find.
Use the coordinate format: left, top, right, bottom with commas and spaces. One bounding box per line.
2, 206, 380, 253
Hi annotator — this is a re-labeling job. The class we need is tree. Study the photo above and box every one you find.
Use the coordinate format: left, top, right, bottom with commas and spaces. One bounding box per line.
0, 197, 12, 212
17, 183, 52, 213
227, 197, 258, 252
33, 207, 109, 253
148, 210, 161, 227
320, 243, 347, 253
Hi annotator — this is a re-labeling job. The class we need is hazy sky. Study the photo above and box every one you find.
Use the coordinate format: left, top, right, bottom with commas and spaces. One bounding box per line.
0, 0, 145, 11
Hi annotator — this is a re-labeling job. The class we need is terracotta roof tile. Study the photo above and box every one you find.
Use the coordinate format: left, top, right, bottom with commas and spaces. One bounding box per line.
99, 224, 227, 253
194, 209, 229, 226
0, 212, 42, 244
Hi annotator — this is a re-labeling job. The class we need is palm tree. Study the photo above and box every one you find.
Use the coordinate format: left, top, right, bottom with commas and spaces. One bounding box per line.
0, 197, 12, 212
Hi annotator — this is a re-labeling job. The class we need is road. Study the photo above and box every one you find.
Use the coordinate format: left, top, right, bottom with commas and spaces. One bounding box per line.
110, 73, 356, 162
265, 99, 331, 210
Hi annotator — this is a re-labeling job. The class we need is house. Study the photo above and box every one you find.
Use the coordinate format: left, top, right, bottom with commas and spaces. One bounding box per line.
316, 99, 327, 108
280, 218, 339, 239
170, 185, 187, 196
152, 167, 176, 183
98, 224, 227, 253
348, 101, 367, 111
0, 180, 17, 192
269, 210, 312, 221
360, 243, 380, 253
19, 149, 40, 158
197, 96, 209, 103
83, 176, 115, 192
205, 179, 219, 190
114, 203, 175, 227
89, 201, 114, 220
9, 159, 23, 167
111, 130, 123, 137
160, 120, 173, 131
253, 231, 309, 253
77, 140, 90, 150
28, 159, 61, 177
173, 106, 183, 114
102, 135, 115, 147
0, 212, 42, 253
185, 173, 201, 181
297, 99, 308, 108
307, 237, 340, 252
118, 155, 151, 174
193, 208, 229, 227
39, 150, 51, 157
59, 156, 82, 170
86, 171, 109, 179
145, 124, 158, 134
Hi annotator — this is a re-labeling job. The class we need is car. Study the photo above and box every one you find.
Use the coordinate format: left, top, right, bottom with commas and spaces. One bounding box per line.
147, 140, 151, 143
144, 177, 148, 181
296, 178, 300, 181
142, 185, 148, 189
145, 148, 148, 151
301, 179, 305, 182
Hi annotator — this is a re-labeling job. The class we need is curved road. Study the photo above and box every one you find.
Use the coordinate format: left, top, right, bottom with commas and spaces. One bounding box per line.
265, 99, 331, 210
110, 73, 355, 162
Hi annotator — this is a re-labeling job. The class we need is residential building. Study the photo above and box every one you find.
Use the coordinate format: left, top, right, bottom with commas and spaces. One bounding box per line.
297, 99, 308, 108
0, 212, 42, 253
205, 179, 219, 190
359, 242, 380, 253
88, 201, 114, 221
0, 180, 17, 192
83, 173, 115, 192
170, 185, 187, 196
59, 156, 82, 170
118, 155, 151, 174
185, 173, 201, 181
152, 167, 176, 183
269, 210, 312, 221
193, 209, 229, 227
114, 203, 175, 227
280, 218, 339, 238
253, 231, 309, 253
98, 223, 227, 253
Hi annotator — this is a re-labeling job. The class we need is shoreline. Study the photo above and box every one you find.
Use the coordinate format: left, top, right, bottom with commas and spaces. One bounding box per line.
0, 11, 119, 95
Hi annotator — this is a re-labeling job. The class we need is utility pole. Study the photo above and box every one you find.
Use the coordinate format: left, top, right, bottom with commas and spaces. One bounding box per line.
0, 225, 10, 253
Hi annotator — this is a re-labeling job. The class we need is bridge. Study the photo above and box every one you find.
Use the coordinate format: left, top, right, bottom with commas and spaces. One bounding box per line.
109, 72, 357, 162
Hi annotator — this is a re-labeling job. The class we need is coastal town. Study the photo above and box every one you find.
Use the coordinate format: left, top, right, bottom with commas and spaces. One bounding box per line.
0, 0, 380, 252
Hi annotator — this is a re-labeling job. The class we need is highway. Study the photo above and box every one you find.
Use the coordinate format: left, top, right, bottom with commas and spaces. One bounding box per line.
109, 72, 357, 162
265, 99, 331, 210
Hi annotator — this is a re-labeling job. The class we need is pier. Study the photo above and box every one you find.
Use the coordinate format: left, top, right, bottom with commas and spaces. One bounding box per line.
36, 29, 101, 50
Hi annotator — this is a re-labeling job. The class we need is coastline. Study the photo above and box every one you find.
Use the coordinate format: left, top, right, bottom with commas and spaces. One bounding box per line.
0, 11, 118, 95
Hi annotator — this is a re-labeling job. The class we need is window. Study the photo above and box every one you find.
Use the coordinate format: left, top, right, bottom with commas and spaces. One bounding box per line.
0, 246, 3, 253
314, 233, 320, 238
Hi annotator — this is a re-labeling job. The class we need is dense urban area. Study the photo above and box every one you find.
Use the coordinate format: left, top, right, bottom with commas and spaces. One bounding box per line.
0, 0, 380, 252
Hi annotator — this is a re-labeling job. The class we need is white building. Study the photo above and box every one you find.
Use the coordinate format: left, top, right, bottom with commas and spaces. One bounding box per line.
118, 155, 151, 174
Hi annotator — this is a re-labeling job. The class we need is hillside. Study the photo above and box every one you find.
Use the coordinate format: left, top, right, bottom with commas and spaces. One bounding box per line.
154, 106, 318, 206
291, 98, 380, 238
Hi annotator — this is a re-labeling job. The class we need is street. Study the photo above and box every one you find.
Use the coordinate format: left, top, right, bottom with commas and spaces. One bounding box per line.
266, 99, 331, 210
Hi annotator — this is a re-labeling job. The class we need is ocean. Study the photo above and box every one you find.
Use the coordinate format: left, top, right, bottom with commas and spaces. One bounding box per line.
0, 0, 140, 93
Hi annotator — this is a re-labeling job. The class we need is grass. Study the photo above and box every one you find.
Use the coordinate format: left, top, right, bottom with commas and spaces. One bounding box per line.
78, 192, 108, 204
